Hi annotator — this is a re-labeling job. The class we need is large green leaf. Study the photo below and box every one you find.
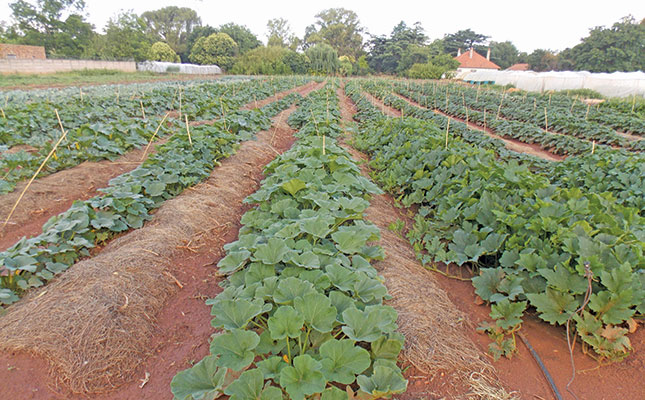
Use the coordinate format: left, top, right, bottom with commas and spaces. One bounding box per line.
210, 329, 260, 371
300, 215, 334, 239
342, 307, 388, 342
223, 368, 263, 400
273, 277, 315, 305
357, 364, 407, 398
526, 288, 579, 325
267, 305, 304, 340
319, 339, 371, 384
253, 238, 290, 265
294, 292, 337, 333
170, 355, 227, 400
282, 178, 307, 196
279, 355, 326, 400
210, 299, 266, 330
217, 250, 251, 274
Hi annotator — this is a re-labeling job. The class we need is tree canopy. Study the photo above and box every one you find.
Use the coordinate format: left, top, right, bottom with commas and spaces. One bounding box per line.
7, 0, 94, 58
367, 21, 429, 74
304, 8, 365, 60
189, 32, 238, 70
148, 41, 180, 62
217, 23, 262, 54
141, 6, 201, 57
566, 15, 645, 72
443, 29, 489, 55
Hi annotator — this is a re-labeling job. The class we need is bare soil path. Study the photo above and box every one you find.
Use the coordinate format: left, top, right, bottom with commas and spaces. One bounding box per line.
0, 83, 323, 400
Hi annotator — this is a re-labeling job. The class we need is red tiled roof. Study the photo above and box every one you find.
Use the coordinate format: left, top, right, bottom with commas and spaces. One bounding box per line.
454, 49, 500, 70
506, 63, 529, 71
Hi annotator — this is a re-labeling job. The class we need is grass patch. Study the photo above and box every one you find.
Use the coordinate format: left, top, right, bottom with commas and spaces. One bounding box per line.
0, 69, 197, 88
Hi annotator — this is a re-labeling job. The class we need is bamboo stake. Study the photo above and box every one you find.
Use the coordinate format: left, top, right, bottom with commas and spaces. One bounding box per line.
179, 90, 182, 118
548, 93, 552, 106
533, 98, 536, 111
116, 88, 120, 105
184, 115, 192, 146
0, 108, 5, 119
4, 95, 8, 108
140, 112, 170, 161
3, 110, 68, 228
219, 97, 227, 131
591, 140, 595, 154
322, 135, 326, 155
544, 107, 549, 133
631, 94, 636, 113
445, 118, 450, 149
496, 94, 504, 120
483, 109, 487, 130
585, 104, 590, 120
140, 101, 146, 119
570, 95, 578, 112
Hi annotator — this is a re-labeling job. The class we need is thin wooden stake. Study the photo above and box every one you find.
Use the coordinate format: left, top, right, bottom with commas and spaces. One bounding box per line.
591, 140, 595, 154
184, 115, 192, 146
445, 118, 450, 149
483, 109, 487, 130
570, 95, 578, 112
219, 97, 227, 131
140, 112, 170, 161
533, 98, 536, 111
3, 109, 68, 228
140, 100, 146, 119
0, 108, 5, 119
585, 104, 590, 120
496, 94, 504, 119
116, 88, 119, 105
544, 107, 549, 133
322, 135, 326, 155
548, 93, 552, 106
631, 94, 636, 113
179, 90, 182, 118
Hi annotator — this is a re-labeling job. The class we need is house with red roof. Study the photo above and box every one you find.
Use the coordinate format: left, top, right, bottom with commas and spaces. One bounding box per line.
506, 63, 529, 71
454, 48, 500, 74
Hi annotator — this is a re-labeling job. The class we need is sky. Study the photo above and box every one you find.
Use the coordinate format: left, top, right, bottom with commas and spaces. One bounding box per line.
1, 0, 644, 53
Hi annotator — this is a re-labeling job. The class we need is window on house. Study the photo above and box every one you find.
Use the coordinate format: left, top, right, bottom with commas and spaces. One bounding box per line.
6, 54, 17, 59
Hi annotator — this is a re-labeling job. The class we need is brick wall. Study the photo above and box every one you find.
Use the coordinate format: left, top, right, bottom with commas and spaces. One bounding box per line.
0, 44, 46, 60
0, 59, 137, 74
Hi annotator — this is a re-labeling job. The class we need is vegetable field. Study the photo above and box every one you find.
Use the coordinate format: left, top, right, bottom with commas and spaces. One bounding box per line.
0, 76, 643, 400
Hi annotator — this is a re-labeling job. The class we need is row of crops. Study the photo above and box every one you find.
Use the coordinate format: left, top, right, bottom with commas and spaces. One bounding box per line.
171, 84, 408, 400
345, 80, 644, 362
362, 79, 645, 153
0, 77, 308, 194
0, 78, 309, 305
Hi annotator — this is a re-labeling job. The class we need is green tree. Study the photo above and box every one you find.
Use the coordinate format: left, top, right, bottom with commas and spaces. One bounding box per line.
489, 41, 519, 69
93, 11, 152, 61
141, 6, 201, 58
232, 46, 292, 75
217, 23, 261, 54
567, 15, 645, 72
367, 21, 431, 74
147, 41, 180, 62
304, 8, 365, 59
185, 25, 216, 62
527, 49, 560, 71
406, 54, 459, 79
443, 29, 489, 55
7, 0, 94, 58
338, 55, 353, 76
306, 43, 339, 75
189, 32, 238, 70
266, 18, 291, 48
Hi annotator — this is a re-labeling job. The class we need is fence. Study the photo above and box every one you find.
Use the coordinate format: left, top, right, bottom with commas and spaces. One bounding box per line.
0, 59, 136, 74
